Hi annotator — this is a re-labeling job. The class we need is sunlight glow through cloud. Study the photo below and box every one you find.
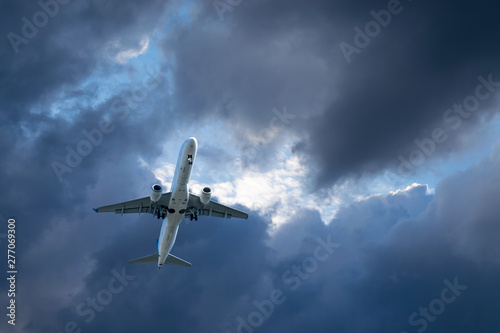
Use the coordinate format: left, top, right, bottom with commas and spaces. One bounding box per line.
152, 150, 345, 227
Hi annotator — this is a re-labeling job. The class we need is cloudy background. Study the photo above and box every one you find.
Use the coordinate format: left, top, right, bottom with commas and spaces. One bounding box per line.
1, 0, 500, 332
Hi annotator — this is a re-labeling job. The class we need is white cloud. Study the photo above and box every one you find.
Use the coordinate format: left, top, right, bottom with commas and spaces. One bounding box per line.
152, 161, 176, 191
149, 141, 436, 230
112, 36, 150, 64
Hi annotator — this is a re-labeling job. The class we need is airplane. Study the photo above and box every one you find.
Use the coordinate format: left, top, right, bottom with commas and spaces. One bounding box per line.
93, 137, 248, 269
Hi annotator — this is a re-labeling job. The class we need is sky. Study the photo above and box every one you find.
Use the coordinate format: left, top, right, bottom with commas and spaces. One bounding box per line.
1, 0, 500, 332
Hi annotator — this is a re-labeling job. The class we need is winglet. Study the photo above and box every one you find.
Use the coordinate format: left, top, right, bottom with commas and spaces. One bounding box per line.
93, 208, 98, 213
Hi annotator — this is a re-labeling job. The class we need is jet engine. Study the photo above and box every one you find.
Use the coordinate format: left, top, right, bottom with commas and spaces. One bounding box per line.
200, 187, 211, 205
150, 184, 163, 202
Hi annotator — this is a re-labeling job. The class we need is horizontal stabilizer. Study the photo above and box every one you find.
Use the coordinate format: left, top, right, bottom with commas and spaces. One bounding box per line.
127, 253, 158, 264
164, 253, 192, 267
127, 253, 191, 267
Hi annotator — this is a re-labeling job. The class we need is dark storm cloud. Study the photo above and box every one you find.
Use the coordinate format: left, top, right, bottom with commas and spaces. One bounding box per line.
160, 0, 340, 163
296, 0, 500, 187
159, 0, 500, 186
1, 0, 169, 112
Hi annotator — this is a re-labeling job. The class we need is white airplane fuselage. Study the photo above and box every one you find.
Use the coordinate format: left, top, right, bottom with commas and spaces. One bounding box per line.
157, 137, 197, 268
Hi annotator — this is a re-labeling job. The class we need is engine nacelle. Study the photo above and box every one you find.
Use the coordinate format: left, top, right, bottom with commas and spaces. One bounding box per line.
200, 187, 212, 205
150, 184, 163, 202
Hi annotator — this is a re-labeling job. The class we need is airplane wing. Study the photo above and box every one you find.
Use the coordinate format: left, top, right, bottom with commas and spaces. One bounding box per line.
187, 193, 248, 220
94, 192, 172, 217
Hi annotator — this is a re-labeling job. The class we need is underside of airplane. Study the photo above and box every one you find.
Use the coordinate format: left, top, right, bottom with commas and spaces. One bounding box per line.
94, 137, 248, 269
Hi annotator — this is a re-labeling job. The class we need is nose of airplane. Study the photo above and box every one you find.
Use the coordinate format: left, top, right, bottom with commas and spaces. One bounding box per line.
187, 137, 198, 151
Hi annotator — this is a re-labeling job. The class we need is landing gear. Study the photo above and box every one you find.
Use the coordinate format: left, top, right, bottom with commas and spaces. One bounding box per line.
152, 204, 167, 220
188, 208, 198, 221
156, 208, 167, 219
187, 154, 193, 165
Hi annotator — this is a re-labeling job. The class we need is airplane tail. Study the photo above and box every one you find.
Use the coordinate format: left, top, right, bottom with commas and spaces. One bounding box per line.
127, 253, 192, 267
